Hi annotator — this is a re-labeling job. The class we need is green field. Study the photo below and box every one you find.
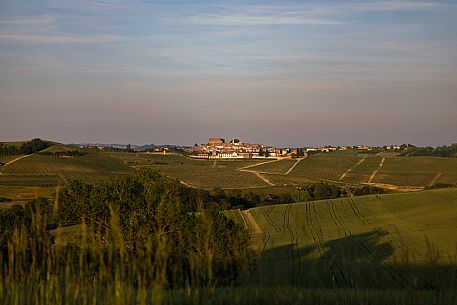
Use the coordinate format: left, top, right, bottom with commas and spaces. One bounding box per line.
102, 152, 457, 191
2, 148, 457, 197
248, 153, 457, 190
288, 153, 364, 181
374, 156, 457, 187
0, 147, 132, 204
0, 149, 131, 182
225, 188, 457, 289
109, 153, 269, 189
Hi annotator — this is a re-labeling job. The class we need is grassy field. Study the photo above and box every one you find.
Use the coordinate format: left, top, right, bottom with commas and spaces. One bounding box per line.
0, 149, 131, 182
289, 152, 364, 182
0, 146, 132, 204
2, 149, 457, 198
253, 152, 457, 190
102, 152, 457, 191
225, 188, 457, 289
374, 156, 457, 187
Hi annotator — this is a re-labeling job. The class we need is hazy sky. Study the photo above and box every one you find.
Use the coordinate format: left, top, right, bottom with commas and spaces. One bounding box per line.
1, 0, 456, 147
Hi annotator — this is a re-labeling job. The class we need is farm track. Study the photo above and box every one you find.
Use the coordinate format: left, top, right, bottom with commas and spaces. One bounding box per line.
262, 205, 281, 232
237, 156, 306, 186
3, 154, 32, 166
428, 173, 442, 187
238, 161, 278, 186
254, 172, 275, 186
326, 200, 410, 288
307, 201, 348, 286
0, 155, 33, 175
339, 157, 367, 180
241, 210, 262, 234
282, 203, 303, 285
284, 156, 307, 175
367, 157, 385, 183
238, 159, 282, 171
248, 231, 271, 282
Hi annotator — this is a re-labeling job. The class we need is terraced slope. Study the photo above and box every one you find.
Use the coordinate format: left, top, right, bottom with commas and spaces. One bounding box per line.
225, 189, 457, 289
110, 153, 269, 189
0, 149, 131, 183
262, 153, 457, 190
0, 149, 133, 206
373, 156, 457, 187
289, 153, 364, 182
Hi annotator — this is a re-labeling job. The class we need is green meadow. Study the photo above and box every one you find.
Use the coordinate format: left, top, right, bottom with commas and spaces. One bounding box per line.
225, 189, 457, 290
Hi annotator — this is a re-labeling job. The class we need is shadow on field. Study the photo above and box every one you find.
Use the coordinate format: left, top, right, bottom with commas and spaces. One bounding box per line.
248, 230, 457, 290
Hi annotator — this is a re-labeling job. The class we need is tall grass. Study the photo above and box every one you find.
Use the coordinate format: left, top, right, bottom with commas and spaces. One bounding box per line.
0, 198, 245, 305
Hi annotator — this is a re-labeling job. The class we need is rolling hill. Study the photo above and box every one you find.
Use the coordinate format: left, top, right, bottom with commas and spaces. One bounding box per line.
0, 145, 132, 205
225, 188, 457, 289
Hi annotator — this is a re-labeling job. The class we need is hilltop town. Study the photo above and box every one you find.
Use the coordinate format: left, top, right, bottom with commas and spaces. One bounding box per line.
184, 137, 403, 159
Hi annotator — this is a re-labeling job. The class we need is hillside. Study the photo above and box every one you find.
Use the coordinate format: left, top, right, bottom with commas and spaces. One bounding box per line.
0, 147, 132, 205
257, 152, 457, 190
107, 152, 457, 192
108, 152, 270, 189
225, 188, 457, 289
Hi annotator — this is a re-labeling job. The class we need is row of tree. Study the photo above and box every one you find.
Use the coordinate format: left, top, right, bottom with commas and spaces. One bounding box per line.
399, 144, 457, 158
210, 183, 386, 210
0, 138, 52, 156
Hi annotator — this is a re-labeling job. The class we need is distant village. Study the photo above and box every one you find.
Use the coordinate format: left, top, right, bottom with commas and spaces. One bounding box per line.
184, 138, 402, 159
74, 137, 405, 159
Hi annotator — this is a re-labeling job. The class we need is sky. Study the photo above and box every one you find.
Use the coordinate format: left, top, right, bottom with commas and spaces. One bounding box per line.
1, 0, 456, 147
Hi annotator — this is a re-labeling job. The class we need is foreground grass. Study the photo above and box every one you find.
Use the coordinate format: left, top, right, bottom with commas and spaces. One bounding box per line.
1, 283, 456, 305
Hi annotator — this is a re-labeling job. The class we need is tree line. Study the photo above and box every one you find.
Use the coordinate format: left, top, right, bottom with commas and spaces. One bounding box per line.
399, 144, 457, 158
0, 138, 52, 156
0, 170, 251, 289
211, 183, 386, 210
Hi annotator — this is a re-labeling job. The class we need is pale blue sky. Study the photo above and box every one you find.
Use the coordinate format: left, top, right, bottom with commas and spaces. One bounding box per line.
1, 0, 456, 147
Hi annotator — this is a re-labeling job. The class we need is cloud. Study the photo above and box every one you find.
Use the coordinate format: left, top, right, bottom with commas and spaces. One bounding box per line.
0, 15, 59, 25
0, 34, 124, 44
345, 1, 443, 12
189, 14, 343, 26
0, 13, 124, 44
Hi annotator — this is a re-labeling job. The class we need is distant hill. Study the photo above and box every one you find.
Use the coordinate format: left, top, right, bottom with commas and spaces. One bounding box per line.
0, 146, 131, 183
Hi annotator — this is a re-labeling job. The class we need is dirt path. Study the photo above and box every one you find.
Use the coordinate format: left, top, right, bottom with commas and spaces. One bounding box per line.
4, 154, 32, 166
284, 155, 307, 175
237, 159, 281, 186
367, 157, 385, 183
339, 156, 367, 180
0, 154, 32, 175
212, 160, 217, 168
237, 158, 281, 170
428, 173, 442, 187
241, 209, 263, 234
254, 172, 275, 186
179, 180, 196, 188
